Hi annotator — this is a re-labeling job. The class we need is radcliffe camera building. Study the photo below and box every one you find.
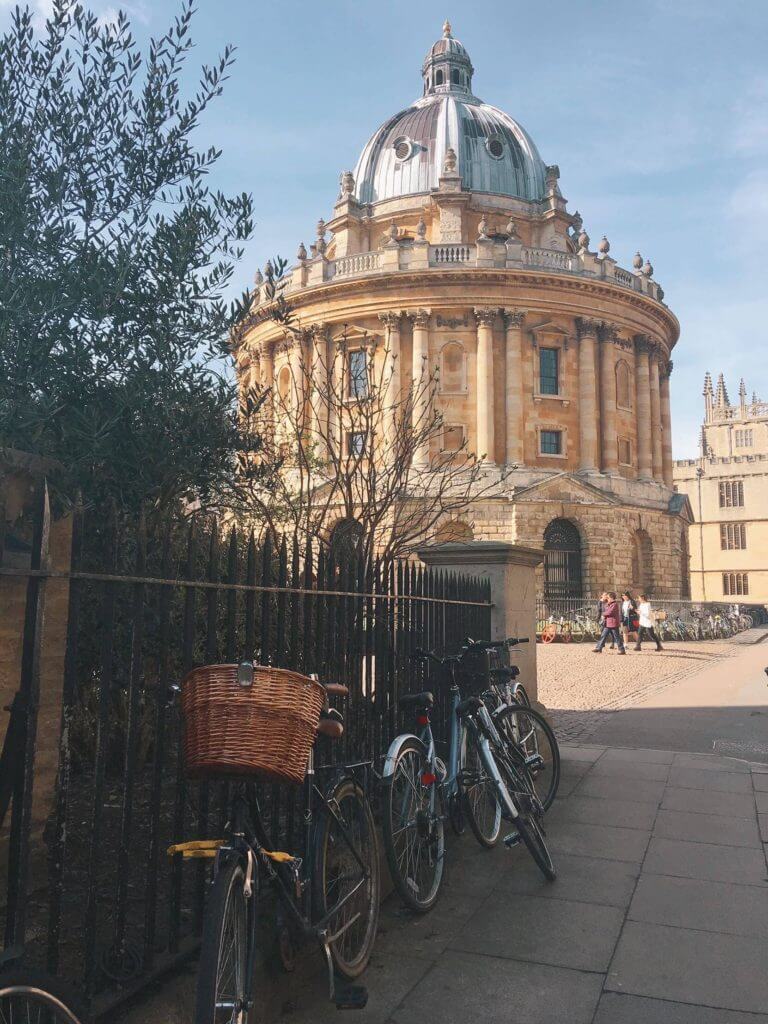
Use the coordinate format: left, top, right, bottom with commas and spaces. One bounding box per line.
236, 23, 691, 602
674, 374, 768, 605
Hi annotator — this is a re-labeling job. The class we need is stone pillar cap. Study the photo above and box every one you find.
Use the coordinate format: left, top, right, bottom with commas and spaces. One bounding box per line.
418, 541, 544, 567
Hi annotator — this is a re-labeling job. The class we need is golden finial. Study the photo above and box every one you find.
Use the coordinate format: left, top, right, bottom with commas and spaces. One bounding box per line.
443, 19, 452, 38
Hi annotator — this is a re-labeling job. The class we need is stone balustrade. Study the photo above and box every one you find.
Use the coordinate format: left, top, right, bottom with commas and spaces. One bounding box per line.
274, 240, 666, 305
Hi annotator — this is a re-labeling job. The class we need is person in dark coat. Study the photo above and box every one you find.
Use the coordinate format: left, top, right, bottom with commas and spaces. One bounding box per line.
596, 591, 615, 650
593, 592, 626, 653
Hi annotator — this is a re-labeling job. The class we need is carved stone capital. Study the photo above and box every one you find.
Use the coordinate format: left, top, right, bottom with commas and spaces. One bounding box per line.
502, 309, 526, 329
309, 321, 329, 341
411, 308, 432, 329
664, 359, 674, 378
473, 307, 498, 328
575, 317, 600, 339
634, 333, 654, 355
599, 322, 619, 345
378, 310, 402, 330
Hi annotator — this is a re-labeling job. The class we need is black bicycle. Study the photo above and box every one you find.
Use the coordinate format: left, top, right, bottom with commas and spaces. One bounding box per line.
183, 674, 379, 1023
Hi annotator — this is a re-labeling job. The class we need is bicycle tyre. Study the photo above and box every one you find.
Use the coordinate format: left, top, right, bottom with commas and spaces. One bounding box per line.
462, 730, 502, 848
313, 777, 379, 979
194, 859, 251, 1024
511, 683, 531, 708
494, 704, 560, 811
0, 969, 90, 1024
381, 738, 445, 913
513, 802, 557, 881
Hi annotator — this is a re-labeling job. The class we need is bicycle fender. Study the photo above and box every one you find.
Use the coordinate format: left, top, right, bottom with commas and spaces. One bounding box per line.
382, 734, 427, 778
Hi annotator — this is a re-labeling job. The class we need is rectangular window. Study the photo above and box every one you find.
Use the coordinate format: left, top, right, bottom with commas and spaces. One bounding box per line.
734, 429, 753, 448
719, 480, 744, 508
539, 348, 559, 395
720, 523, 747, 550
347, 431, 365, 457
540, 429, 563, 455
723, 572, 749, 596
348, 349, 368, 398
442, 424, 465, 451
618, 437, 632, 465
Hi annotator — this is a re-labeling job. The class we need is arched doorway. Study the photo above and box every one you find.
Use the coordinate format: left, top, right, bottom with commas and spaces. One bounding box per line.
543, 518, 583, 610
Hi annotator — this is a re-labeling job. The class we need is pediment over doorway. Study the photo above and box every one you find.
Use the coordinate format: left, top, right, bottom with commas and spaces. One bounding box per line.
513, 472, 622, 506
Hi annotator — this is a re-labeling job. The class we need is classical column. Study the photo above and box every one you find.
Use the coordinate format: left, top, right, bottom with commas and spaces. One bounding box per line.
378, 311, 401, 447
634, 335, 653, 480
411, 309, 431, 468
503, 309, 525, 466
599, 323, 618, 474
575, 318, 600, 472
649, 351, 664, 482
660, 359, 674, 487
474, 308, 497, 463
309, 323, 328, 458
328, 336, 344, 459
260, 341, 275, 433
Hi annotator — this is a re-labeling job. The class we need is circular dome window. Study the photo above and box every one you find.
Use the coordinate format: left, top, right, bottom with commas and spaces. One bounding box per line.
393, 137, 413, 161
486, 136, 504, 159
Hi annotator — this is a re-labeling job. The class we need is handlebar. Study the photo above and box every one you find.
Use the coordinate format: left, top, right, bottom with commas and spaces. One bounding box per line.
411, 636, 530, 665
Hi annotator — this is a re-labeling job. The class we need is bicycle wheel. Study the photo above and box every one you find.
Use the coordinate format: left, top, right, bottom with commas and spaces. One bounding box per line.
381, 738, 445, 913
511, 683, 531, 708
493, 751, 556, 881
0, 970, 89, 1024
194, 859, 251, 1024
494, 704, 560, 811
313, 777, 379, 979
462, 730, 502, 848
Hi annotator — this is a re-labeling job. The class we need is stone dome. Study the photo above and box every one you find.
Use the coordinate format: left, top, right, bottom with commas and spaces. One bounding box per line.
353, 22, 547, 206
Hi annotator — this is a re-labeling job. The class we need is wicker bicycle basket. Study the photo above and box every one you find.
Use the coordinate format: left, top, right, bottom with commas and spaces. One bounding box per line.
180, 664, 325, 785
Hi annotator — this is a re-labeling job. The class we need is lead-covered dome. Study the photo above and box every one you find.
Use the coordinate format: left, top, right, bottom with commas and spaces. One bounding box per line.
353, 22, 547, 206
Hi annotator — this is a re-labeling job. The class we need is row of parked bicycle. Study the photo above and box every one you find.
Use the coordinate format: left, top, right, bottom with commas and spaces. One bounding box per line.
538, 608, 757, 644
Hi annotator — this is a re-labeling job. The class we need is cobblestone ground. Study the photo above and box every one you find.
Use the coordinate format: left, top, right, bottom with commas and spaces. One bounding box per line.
538, 630, 764, 743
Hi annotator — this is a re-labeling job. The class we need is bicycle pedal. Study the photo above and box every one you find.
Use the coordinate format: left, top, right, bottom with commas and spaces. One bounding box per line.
504, 831, 522, 848
334, 984, 368, 1010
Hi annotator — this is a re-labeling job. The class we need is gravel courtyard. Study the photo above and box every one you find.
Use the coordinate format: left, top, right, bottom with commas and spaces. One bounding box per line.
538, 631, 763, 742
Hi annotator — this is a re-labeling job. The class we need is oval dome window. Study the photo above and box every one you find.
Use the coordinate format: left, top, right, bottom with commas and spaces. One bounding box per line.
487, 136, 504, 159
393, 137, 413, 161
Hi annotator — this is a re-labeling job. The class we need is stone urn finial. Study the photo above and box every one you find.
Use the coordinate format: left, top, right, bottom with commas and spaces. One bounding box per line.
642, 258, 654, 278
387, 220, 399, 243
598, 235, 610, 257
571, 210, 583, 235
340, 170, 355, 197
254, 268, 263, 286
478, 215, 489, 240
416, 215, 427, 240
297, 242, 307, 262
505, 217, 520, 241
443, 147, 457, 174
577, 229, 590, 254
633, 251, 643, 271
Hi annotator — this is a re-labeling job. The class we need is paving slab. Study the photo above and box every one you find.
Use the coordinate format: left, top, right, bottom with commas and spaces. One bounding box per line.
671, 752, 751, 773
449, 890, 624, 972
599, 746, 676, 765
759, 813, 768, 842
550, 794, 658, 831
589, 759, 670, 781
753, 772, 768, 792
653, 807, 761, 848
594, 992, 768, 1024
375, 892, 480, 961
575, 775, 666, 805
607, 919, 768, 1014
554, 774, 583, 798
628, 873, 768, 938
547, 820, 650, 864
559, 744, 607, 762
498, 851, 639, 908
661, 785, 756, 818
643, 836, 768, 885
390, 949, 603, 1024
666, 766, 754, 793
756, 791, 768, 814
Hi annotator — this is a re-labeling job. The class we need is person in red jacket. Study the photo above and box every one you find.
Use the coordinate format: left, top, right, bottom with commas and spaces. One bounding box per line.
592, 592, 626, 654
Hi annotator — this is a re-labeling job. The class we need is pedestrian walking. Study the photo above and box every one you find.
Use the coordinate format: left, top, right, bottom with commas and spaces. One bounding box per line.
596, 591, 615, 650
620, 590, 639, 647
634, 594, 663, 651
593, 592, 626, 653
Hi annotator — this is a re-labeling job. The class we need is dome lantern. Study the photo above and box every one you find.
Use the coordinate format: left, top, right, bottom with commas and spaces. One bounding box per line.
422, 20, 474, 97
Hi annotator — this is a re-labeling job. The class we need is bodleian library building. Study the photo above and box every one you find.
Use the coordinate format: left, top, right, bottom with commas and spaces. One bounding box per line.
234, 22, 693, 604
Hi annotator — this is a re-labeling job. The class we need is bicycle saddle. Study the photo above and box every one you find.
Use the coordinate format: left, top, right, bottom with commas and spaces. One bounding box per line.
317, 707, 344, 739
398, 691, 434, 709
489, 666, 520, 680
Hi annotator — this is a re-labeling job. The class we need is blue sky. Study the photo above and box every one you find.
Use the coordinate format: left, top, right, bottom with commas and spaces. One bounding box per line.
4, 0, 767, 458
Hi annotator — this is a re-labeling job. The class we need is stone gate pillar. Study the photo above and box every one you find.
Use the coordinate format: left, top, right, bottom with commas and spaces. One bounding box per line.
417, 541, 544, 702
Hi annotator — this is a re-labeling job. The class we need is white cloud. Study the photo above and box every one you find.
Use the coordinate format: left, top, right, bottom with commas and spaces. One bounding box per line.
731, 76, 768, 156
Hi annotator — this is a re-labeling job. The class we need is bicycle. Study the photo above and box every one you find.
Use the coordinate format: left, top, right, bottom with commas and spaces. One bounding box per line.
177, 665, 380, 1022
473, 638, 561, 812
381, 643, 501, 912
382, 638, 555, 913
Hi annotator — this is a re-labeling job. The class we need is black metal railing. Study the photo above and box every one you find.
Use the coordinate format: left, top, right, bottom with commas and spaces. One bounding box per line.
0, 484, 491, 1014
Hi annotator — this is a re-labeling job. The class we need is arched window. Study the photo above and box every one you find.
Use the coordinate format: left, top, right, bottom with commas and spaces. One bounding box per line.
440, 341, 466, 394
616, 360, 632, 410
451, 68, 460, 84
543, 518, 583, 610
631, 529, 654, 592
277, 365, 291, 404
435, 69, 444, 85
435, 520, 474, 544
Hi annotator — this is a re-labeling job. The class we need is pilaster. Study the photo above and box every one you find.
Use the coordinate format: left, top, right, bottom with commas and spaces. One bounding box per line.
599, 323, 619, 475
575, 318, 600, 472
503, 310, 526, 466
634, 335, 653, 481
474, 308, 497, 464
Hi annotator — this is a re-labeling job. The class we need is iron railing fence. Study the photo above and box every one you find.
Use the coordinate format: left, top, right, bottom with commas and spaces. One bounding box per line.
0, 484, 491, 1015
